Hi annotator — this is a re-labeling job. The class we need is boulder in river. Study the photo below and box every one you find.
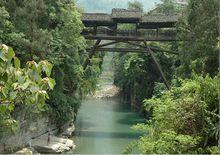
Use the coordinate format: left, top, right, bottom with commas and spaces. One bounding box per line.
15, 147, 39, 155
60, 123, 75, 137
32, 135, 75, 153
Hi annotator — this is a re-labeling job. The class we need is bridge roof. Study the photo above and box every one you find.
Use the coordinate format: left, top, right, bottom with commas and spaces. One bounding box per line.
111, 8, 142, 21
82, 13, 112, 21
81, 9, 180, 28
138, 14, 180, 28
82, 13, 114, 26
141, 14, 179, 23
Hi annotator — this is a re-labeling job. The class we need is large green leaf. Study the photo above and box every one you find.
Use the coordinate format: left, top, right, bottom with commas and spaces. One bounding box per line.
29, 85, 39, 93
6, 48, 15, 61
40, 60, 53, 77
0, 73, 8, 82
48, 78, 56, 90
26, 61, 39, 72
14, 57, 21, 69
0, 105, 7, 113
20, 81, 31, 90
2, 87, 8, 97
9, 91, 18, 100
30, 70, 42, 82
8, 104, 15, 112
0, 51, 7, 61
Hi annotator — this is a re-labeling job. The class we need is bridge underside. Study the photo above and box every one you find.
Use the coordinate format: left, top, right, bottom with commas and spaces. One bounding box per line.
83, 35, 176, 42
84, 39, 175, 90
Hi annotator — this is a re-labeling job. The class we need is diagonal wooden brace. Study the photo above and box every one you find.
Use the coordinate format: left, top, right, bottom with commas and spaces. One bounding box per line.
143, 41, 170, 90
83, 39, 101, 70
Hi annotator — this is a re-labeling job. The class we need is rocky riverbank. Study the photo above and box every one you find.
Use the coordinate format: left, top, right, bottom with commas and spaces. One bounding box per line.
15, 134, 75, 154
31, 135, 75, 154
28, 122, 76, 154
0, 118, 76, 154
93, 85, 119, 98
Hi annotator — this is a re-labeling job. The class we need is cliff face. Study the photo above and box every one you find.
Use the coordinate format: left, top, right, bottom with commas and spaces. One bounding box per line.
0, 116, 56, 153
0, 109, 75, 154
0, 112, 75, 153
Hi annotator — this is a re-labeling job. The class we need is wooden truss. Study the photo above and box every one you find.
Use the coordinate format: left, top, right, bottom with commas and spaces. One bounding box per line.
83, 40, 178, 90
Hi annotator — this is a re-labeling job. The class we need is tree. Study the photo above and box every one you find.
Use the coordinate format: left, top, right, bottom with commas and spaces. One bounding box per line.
124, 0, 219, 154
0, 44, 55, 137
128, 0, 143, 11
113, 1, 175, 109
177, 0, 219, 77
133, 75, 219, 154
0, 0, 103, 125
149, 0, 182, 15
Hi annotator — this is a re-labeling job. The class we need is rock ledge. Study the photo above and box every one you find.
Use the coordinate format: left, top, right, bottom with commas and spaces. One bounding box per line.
32, 135, 75, 153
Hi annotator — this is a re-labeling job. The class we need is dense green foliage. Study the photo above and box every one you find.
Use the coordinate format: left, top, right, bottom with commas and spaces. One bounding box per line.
134, 75, 218, 154
177, 0, 219, 77
0, 44, 54, 137
128, 0, 143, 11
149, 0, 183, 14
114, 50, 173, 108
115, 0, 219, 154
0, 0, 102, 126
0, 0, 219, 153
113, 1, 176, 109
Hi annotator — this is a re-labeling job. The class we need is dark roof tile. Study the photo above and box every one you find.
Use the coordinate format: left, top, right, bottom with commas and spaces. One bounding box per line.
141, 14, 180, 23
82, 13, 113, 22
111, 8, 142, 19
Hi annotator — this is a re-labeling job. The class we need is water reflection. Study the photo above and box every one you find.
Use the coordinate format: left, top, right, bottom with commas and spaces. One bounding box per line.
75, 130, 141, 139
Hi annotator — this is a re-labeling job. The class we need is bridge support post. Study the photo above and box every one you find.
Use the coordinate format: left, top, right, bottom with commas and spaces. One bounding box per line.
135, 23, 138, 35
83, 39, 101, 70
93, 26, 97, 35
143, 41, 170, 90
156, 28, 159, 39
113, 24, 117, 35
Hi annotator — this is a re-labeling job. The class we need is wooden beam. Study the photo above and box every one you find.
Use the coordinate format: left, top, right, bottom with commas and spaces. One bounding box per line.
83, 35, 176, 42
86, 41, 178, 55
93, 26, 97, 35
99, 26, 114, 32
124, 41, 178, 55
97, 41, 118, 48
135, 23, 138, 34
114, 24, 117, 35
137, 23, 176, 29
89, 47, 148, 53
143, 41, 170, 90
156, 28, 159, 39
83, 39, 101, 70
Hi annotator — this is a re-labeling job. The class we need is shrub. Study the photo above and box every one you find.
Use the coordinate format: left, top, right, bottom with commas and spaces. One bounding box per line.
0, 44, 55, 136
133, 75, 219, 154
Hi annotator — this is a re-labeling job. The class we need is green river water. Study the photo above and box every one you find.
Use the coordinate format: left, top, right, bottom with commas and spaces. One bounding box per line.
70, 52, 145, 154
71, 97, 144, 154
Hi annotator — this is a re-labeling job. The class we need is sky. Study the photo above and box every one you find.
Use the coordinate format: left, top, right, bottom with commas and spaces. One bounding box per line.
76, 0, 162, 13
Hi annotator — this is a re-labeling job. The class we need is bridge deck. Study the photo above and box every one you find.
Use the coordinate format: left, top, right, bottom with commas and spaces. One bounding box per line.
82, 28, 177, 41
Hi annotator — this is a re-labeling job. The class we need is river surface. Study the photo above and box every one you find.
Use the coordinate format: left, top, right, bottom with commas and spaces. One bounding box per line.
70, 52, 144, 154
71, 97, 144, 154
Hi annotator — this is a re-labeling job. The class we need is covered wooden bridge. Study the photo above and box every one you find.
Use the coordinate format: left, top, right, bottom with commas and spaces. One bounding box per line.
81, 9, 181, 89
81, 8, 180, 41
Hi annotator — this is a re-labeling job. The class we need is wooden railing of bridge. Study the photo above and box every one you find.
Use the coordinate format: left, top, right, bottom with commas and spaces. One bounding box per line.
82, 28, 177, 41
